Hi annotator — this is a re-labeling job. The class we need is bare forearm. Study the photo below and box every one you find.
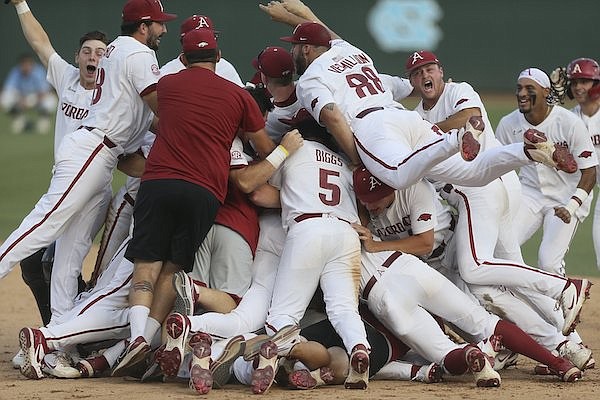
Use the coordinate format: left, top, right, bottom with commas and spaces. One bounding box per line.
435, 107, 480, 133
577, 167, 596, 193
319, 103, 360, 165
13, 1, 55, 68
230, 162, 276, 194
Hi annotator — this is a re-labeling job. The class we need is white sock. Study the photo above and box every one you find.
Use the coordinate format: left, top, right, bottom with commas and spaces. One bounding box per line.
143, 317, 161, 345
129, 305, 150, 340
103, 340, 126, 367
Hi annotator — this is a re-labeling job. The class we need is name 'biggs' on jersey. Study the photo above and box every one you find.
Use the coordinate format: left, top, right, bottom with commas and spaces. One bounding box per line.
327, 53, 370, 73
315, 148, 343, 166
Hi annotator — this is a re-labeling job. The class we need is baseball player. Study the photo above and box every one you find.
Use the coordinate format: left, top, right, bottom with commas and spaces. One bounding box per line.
261, 0, 578, 195
0, 0, 176, 327
496, 68, 598, 276
353, 167, 593, 372
564, 58, 600, 271
90, 13, 246, 284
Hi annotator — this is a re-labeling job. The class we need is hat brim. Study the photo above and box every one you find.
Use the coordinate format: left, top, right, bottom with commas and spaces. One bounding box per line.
154, 12, 178, 22
251, 57, 259, 71
279, 35, 297, 44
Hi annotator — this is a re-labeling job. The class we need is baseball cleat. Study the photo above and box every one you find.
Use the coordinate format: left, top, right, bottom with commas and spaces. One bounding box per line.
552, 357, 582, 382
523, 129, 578, 173
111, 336, 150, 377
560, 278, 591, 336
493, 350, 519, 371
42, 352, 80, 378
464, 345, 501, 388
458, 115, 484, 161
556, 340, 593, 370
585, 355, 595, 369
173, 271, 197, 317
140, 346, 165, 382
159, 312, 191, 377
76, 354, 110, 378
288, 367, 335, 389
189, 333, 213, 395
251, 340, 279, 394
19, 327, 49, 380
344, 344, 369, 389
414, 363, 443, 384
210, 335, 246, 388
12, 348, 25, 369
244, 325, 302, 361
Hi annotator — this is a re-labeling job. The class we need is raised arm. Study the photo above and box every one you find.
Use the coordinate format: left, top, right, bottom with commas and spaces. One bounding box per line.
10, 0, 56, 68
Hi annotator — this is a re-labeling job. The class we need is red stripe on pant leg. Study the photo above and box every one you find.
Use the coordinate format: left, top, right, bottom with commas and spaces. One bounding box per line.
78, 274, 133, 316
0, 142, 106, 262
46, 322, 130, 342
354, 135, 445, 171
91, 198, 130, 281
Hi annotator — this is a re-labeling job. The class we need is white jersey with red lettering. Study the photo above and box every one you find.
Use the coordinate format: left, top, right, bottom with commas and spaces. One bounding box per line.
81, 35, 158, 153
266, 139, 369, 355
46, 53, 93, 156
270, 140, 359, 231
160, 54, 243, 86
496, 106, 597, 219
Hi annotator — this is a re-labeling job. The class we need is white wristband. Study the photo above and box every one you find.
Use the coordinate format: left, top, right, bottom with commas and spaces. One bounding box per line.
265, 145, 289, 169
15, 1, 30, 15
564, 188, 589, 215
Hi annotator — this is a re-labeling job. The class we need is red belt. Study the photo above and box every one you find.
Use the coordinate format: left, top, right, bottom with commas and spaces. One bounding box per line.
293, 213, 351, 225
78, 125, 117, 149
362, 251, 403, 301
356, 107, 384, 119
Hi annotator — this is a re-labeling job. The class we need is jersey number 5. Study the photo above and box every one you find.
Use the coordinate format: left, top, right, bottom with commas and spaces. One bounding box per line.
346, 66, 384, 98
91, 67, 106, 105
319, 168, 341, 206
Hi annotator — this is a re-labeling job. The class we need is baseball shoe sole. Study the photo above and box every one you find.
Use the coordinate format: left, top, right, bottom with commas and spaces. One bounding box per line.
523, 129, 578, 173
464, 345, 501, 388
344, 344, 369, 389
556, 340, 593, 370
418, 363, 443, 383
189, 336, 213, 395
458, 115, 485, 161
551, 357, 582, 382
111, 336, 150, 377
12, 348, 25, 369
159, 312, 191, 377
173, 271, 195, 316
244, 325, 301, 361
210, 335, 246, 388
19, 328, 48, 380
251, 340, 279, 394
289, 367, 335, 390
560, 279, 591, 336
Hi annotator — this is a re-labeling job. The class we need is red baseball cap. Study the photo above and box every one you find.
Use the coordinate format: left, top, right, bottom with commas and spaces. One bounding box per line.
353, 166, 395, 204
122, 0, 177, 24
252, 46, 294, 78
180, 14, 217, 37
182, 28, 217, 53
280, 22, 331, 48
405, 50, 440, 75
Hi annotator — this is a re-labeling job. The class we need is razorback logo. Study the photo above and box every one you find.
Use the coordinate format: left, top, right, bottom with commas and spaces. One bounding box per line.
579, 150, 593, 158
310, 97, 319, 110
411, 51, 424, 65
455, 98, 469, 107
417, 213, 432, 221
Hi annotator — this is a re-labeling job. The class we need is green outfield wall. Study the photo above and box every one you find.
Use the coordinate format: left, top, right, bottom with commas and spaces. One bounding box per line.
0, 0, 598, 92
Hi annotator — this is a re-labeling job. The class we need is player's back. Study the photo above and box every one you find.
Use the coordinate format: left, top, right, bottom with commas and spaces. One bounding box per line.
275, 140, 358, 230
297, 39, 395, 124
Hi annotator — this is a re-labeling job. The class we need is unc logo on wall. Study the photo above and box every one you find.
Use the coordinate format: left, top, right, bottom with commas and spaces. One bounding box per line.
368, 0, 443, 52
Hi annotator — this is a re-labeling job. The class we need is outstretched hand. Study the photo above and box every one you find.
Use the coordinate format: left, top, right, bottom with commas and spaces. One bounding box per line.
281, 0, 310, 16
259, 1, 292, 22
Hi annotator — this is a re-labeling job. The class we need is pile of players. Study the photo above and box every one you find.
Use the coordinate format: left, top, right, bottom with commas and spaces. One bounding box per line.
2, 0, 598, 395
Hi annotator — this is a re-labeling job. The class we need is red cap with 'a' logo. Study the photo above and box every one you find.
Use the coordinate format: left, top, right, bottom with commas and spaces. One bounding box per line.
353, 166, 395, 204
180, 15, 217, 37
405, 50, 439, 75
122, 0, 177, 24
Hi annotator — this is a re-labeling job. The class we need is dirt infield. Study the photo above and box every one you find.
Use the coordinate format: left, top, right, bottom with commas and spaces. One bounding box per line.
0, 249, 598, 400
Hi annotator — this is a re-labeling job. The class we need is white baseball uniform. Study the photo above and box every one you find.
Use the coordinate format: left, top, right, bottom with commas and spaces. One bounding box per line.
266, 139, 369, 354
496, 106, 598, 275
571, 104, 600, 270
264, 86, 303, 143
296, 39, 531, 191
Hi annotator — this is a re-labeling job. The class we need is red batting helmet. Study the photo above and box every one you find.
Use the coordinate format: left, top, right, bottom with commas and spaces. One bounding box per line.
566, 58, 600, 81
352, 166, 395, 204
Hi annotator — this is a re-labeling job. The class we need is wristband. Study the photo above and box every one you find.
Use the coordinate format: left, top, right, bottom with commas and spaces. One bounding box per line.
15, 1, 30, 14
265, 145, 288, 169
564, 188, 589, 215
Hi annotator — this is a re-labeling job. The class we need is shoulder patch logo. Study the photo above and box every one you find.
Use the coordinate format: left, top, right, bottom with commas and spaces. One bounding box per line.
311, 97, 319, 110
151, 64, 160, 76
579, 150, 593, 158
417, 213, 432, 221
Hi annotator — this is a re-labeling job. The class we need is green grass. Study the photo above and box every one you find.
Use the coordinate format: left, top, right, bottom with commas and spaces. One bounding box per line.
0, 96, 598, 276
